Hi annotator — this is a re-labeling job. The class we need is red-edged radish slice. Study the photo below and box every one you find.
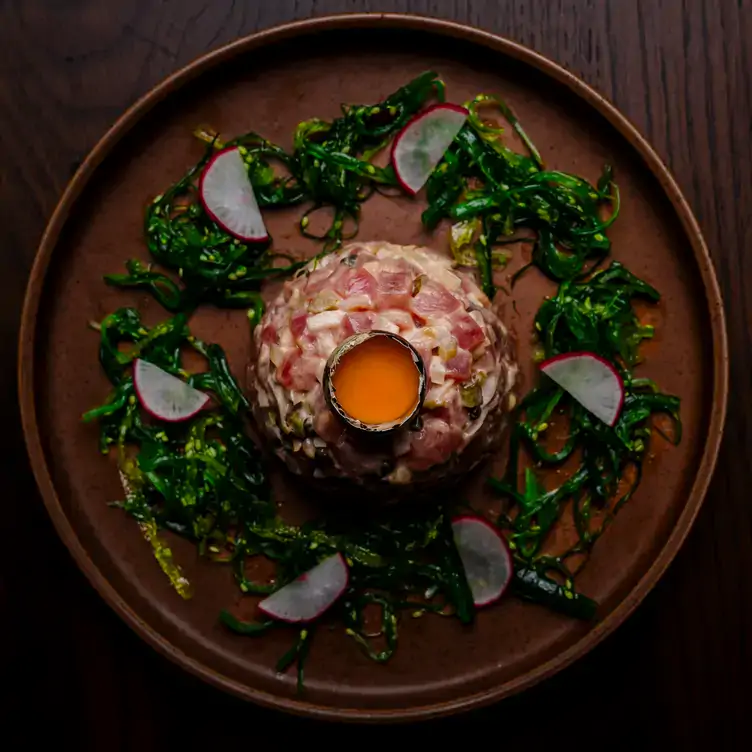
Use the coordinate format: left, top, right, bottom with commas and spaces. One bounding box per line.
452, 516, 513, 607
258, 553, 349, 623
133, 359, 210, 423
540, 351, 624, 427
199, 146, 268, 241
392, 104, 468, 195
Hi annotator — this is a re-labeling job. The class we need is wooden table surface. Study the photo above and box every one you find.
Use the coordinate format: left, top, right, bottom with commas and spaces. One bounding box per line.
2, 1, 750, 747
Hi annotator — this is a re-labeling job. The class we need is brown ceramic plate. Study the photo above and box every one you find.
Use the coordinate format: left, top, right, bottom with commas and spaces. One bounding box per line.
19, 14, 728, 721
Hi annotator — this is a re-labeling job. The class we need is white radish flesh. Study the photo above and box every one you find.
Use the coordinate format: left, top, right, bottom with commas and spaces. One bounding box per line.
133, 359, 210, 422
452, 516, 513, 607
540, 351, 624, 426
199, 147, 268, 241
392, 104, 468, 195
258, 553, 349, 623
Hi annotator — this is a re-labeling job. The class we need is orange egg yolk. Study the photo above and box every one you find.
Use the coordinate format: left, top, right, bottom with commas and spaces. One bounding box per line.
332, 337, 420, 425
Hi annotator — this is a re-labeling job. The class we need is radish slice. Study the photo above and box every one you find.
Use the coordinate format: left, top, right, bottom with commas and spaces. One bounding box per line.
133, 359, 210, 423
258, 553, 349, 623
392, 104, 468, 195
540, 351, 624, 426
199, 146, 268, 241
452, 516, 513, 607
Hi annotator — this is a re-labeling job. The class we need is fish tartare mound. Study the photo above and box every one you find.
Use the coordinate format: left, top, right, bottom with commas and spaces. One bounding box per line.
250, 242, 518, 488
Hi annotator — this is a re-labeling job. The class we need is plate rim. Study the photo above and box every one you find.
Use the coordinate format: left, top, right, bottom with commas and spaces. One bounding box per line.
18, 12, 729, 722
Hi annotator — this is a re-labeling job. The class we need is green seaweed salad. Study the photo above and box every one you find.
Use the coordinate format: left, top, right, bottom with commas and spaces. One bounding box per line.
85, 72, 681, 689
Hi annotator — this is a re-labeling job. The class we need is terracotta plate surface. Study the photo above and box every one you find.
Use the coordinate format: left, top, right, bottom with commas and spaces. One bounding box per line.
19, 15, 727, 721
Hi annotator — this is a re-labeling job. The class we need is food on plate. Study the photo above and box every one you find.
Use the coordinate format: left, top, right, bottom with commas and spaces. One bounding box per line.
540, 351, 624, 427
199, 146, 268, 242
392, 103, 468, 194
133, 358, 210, 422
452, 515, 513, 607
106, 71, 618, 313
257, 553, 349, 623
490, 263, 680, 577
84, 72, 681, 689
250, 242, 517, 488
326, 331, 425, 430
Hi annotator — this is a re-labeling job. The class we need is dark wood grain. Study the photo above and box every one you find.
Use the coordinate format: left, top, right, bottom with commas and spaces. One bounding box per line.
1, 0, 749, 746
